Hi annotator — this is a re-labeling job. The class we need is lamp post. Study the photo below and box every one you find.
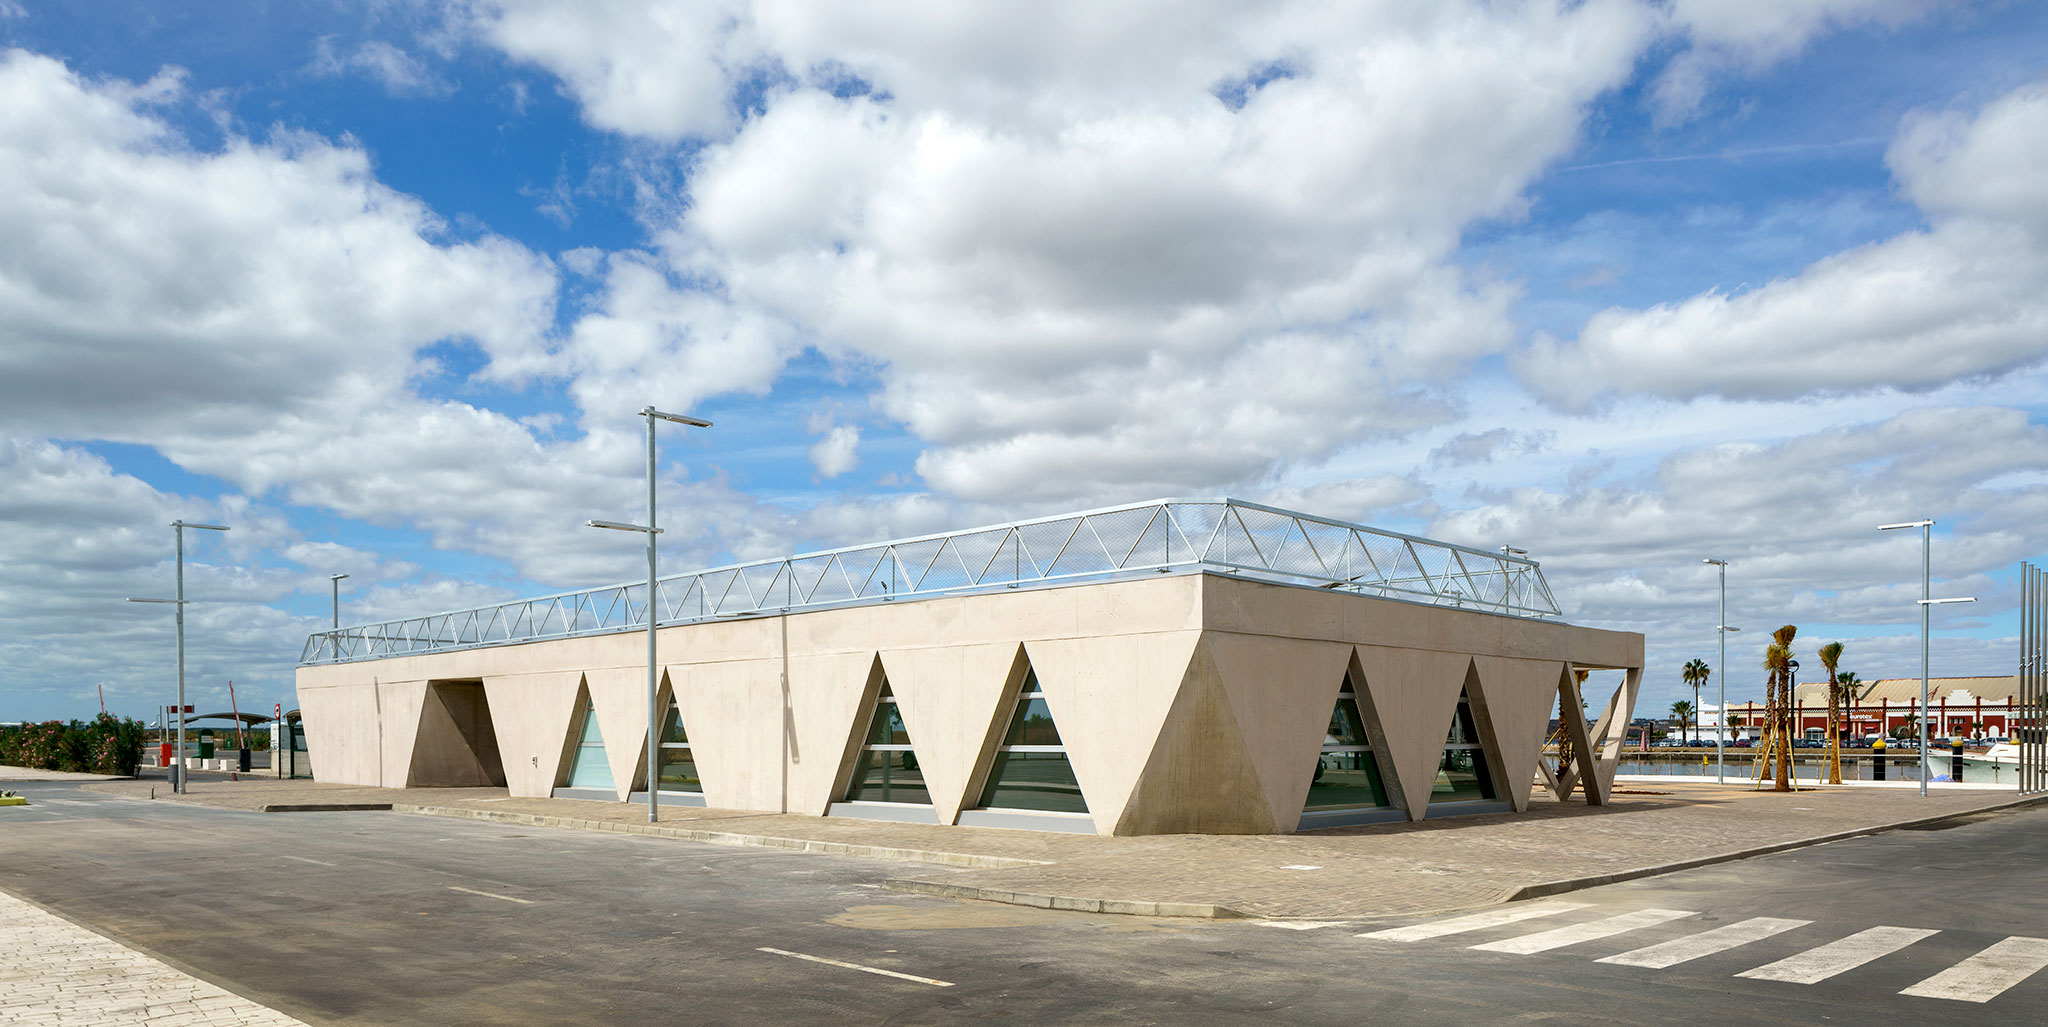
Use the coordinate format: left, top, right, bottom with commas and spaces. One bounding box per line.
127, 520, 230, 794
588, 406, 711, 824
1702, 559, 1739, 783
329, 573, 349, 660
330, 573, 348, 630
1878, 519, 1977, 796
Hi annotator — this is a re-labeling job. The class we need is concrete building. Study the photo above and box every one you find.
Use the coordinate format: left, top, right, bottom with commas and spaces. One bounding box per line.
295, 500, 1643, 835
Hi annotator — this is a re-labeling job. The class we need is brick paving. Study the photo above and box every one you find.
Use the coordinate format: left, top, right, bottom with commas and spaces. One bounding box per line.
0, 890, 311, 1027
77, 776, 2046, 920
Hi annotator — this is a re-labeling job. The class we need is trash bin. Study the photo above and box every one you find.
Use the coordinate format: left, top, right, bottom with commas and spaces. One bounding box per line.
238, 748, 252, 772
197, 735, 215, 759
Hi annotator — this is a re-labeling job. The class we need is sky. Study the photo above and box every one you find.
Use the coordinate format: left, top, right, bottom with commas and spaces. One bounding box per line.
2, 0, 2045, 725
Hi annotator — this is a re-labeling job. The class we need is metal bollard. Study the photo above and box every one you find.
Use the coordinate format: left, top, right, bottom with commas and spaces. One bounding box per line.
1873, 738, 1887, 781
1952, 740, 1965, 782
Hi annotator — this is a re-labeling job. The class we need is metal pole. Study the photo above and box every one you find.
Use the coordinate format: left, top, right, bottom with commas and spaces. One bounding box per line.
174, 524, 186, 794
1717, 562, 1727, 784
645, 407, 660, 825
1919, 522, 1931, 797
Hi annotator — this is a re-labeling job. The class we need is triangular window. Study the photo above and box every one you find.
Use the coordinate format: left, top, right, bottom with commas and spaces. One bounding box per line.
975, 668, 1088, 813
565, 698, 613, 790
843, 680, 931, 805
655, 698, 701, 794
1437, 686, 1496, 801
1305, 679, 1389, 810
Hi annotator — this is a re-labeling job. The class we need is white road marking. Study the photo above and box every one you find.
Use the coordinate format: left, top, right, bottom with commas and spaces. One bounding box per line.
282, 856, 336, 867
1597, 917, 1812, 968
1253, 920, 1352, 931
756, 947, 955, 987
448, 886, 533, 905
1357, 902, 1591, 942
1736, 926, 1939, 984
1280, 865, 1323, 871
1899, 936, 2048, 1003
1471, 908, 1696, 955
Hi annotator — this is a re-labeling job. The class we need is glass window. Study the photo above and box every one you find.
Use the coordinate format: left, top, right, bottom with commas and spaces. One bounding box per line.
566, 701, 613, 790
1434, 689, 1495, 802
1305, 689, 1389, 810
656, 702, 701, 793
975, 670, 1089, 814
843, 682, 931, 805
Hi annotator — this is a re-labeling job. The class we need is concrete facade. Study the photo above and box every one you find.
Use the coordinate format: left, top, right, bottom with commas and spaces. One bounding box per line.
296, 572, 1643, 835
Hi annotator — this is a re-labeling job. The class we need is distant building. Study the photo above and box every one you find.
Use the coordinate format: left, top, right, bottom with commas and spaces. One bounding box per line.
1722, 676, 2021, 740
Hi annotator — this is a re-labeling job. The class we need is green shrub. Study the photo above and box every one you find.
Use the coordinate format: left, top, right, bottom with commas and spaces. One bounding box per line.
0, 716, 146, 776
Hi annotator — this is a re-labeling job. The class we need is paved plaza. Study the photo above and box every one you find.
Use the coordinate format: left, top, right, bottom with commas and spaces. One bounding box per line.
79, 773, 2047, 919
5, 778, 2048, 1025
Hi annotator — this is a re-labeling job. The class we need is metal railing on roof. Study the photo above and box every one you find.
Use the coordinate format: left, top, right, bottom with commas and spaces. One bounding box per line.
299, 498, 1560, 665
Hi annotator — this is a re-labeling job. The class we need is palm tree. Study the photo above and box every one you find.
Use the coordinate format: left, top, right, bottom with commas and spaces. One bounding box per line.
1818, 641, 1845, 784
1670, 700, 1696, 744
1682, 658, 1711, 742
1764, 625, 1798, 791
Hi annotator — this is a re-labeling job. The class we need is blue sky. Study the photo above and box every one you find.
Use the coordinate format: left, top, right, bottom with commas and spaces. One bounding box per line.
2, 1, 2045, 724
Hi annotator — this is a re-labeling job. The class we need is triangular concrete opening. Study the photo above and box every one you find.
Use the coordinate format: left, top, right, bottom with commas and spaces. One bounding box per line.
407, 680, 505, 787
839, 669, 935, 808
557, 676, 613, 793
623, 671, 701, 797
969, 648, 1089, 816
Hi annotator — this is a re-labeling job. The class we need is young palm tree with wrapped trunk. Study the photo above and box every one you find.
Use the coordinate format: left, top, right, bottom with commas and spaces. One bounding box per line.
1818, 641, 1845, 784
1682, 658, 1710, 742
1763, 625, 1798, 791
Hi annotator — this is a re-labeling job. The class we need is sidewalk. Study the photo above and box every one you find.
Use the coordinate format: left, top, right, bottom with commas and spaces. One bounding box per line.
0, 890, 311, 1027
78, 776, 2047, 921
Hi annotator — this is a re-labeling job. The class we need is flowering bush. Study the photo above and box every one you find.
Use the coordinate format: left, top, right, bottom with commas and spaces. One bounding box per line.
0, 715, 145, 776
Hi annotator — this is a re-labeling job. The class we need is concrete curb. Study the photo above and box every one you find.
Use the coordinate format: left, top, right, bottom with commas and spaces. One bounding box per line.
881, 877, 1246, 920
258, 803, 393, 813
388, 804, 1049, 870
1507, 790, 2048, 903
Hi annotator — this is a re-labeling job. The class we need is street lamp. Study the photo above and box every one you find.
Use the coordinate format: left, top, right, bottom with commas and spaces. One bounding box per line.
1703, 559, 1740, 783
330, 574, 348, 630
588, 406, 711, 824
126, 520, 229, 794
1878, 519, 1978, 796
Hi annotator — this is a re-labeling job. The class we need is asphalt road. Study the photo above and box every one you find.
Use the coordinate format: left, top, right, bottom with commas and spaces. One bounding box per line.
3, 781, 2044, 1025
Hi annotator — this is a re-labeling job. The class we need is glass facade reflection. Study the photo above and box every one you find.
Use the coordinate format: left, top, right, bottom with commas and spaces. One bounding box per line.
1434, 688, 1495, 802
843, 681, 931, 805
1305, 688, 1389, 810
565, 700, 613, 790
976, 670, 1089, 813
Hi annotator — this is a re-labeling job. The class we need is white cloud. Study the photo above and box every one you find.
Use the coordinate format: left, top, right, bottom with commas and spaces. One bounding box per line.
310, 38, 451, 96
1653, 0, 1935, 123
808, 424, 859, 478
460, 0, 753, 140
576, 2, 1652, 505
1423, 403, 2046, 703
1428, 428, 1555, 467
1515, 77, 2048, 410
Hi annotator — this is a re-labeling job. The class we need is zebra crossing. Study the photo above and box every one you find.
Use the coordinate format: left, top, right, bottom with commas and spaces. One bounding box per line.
1351, 903, 2048, 1004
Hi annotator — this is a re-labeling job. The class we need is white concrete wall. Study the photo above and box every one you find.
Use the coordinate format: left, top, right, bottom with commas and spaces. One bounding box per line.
297, 572, 1643, 834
